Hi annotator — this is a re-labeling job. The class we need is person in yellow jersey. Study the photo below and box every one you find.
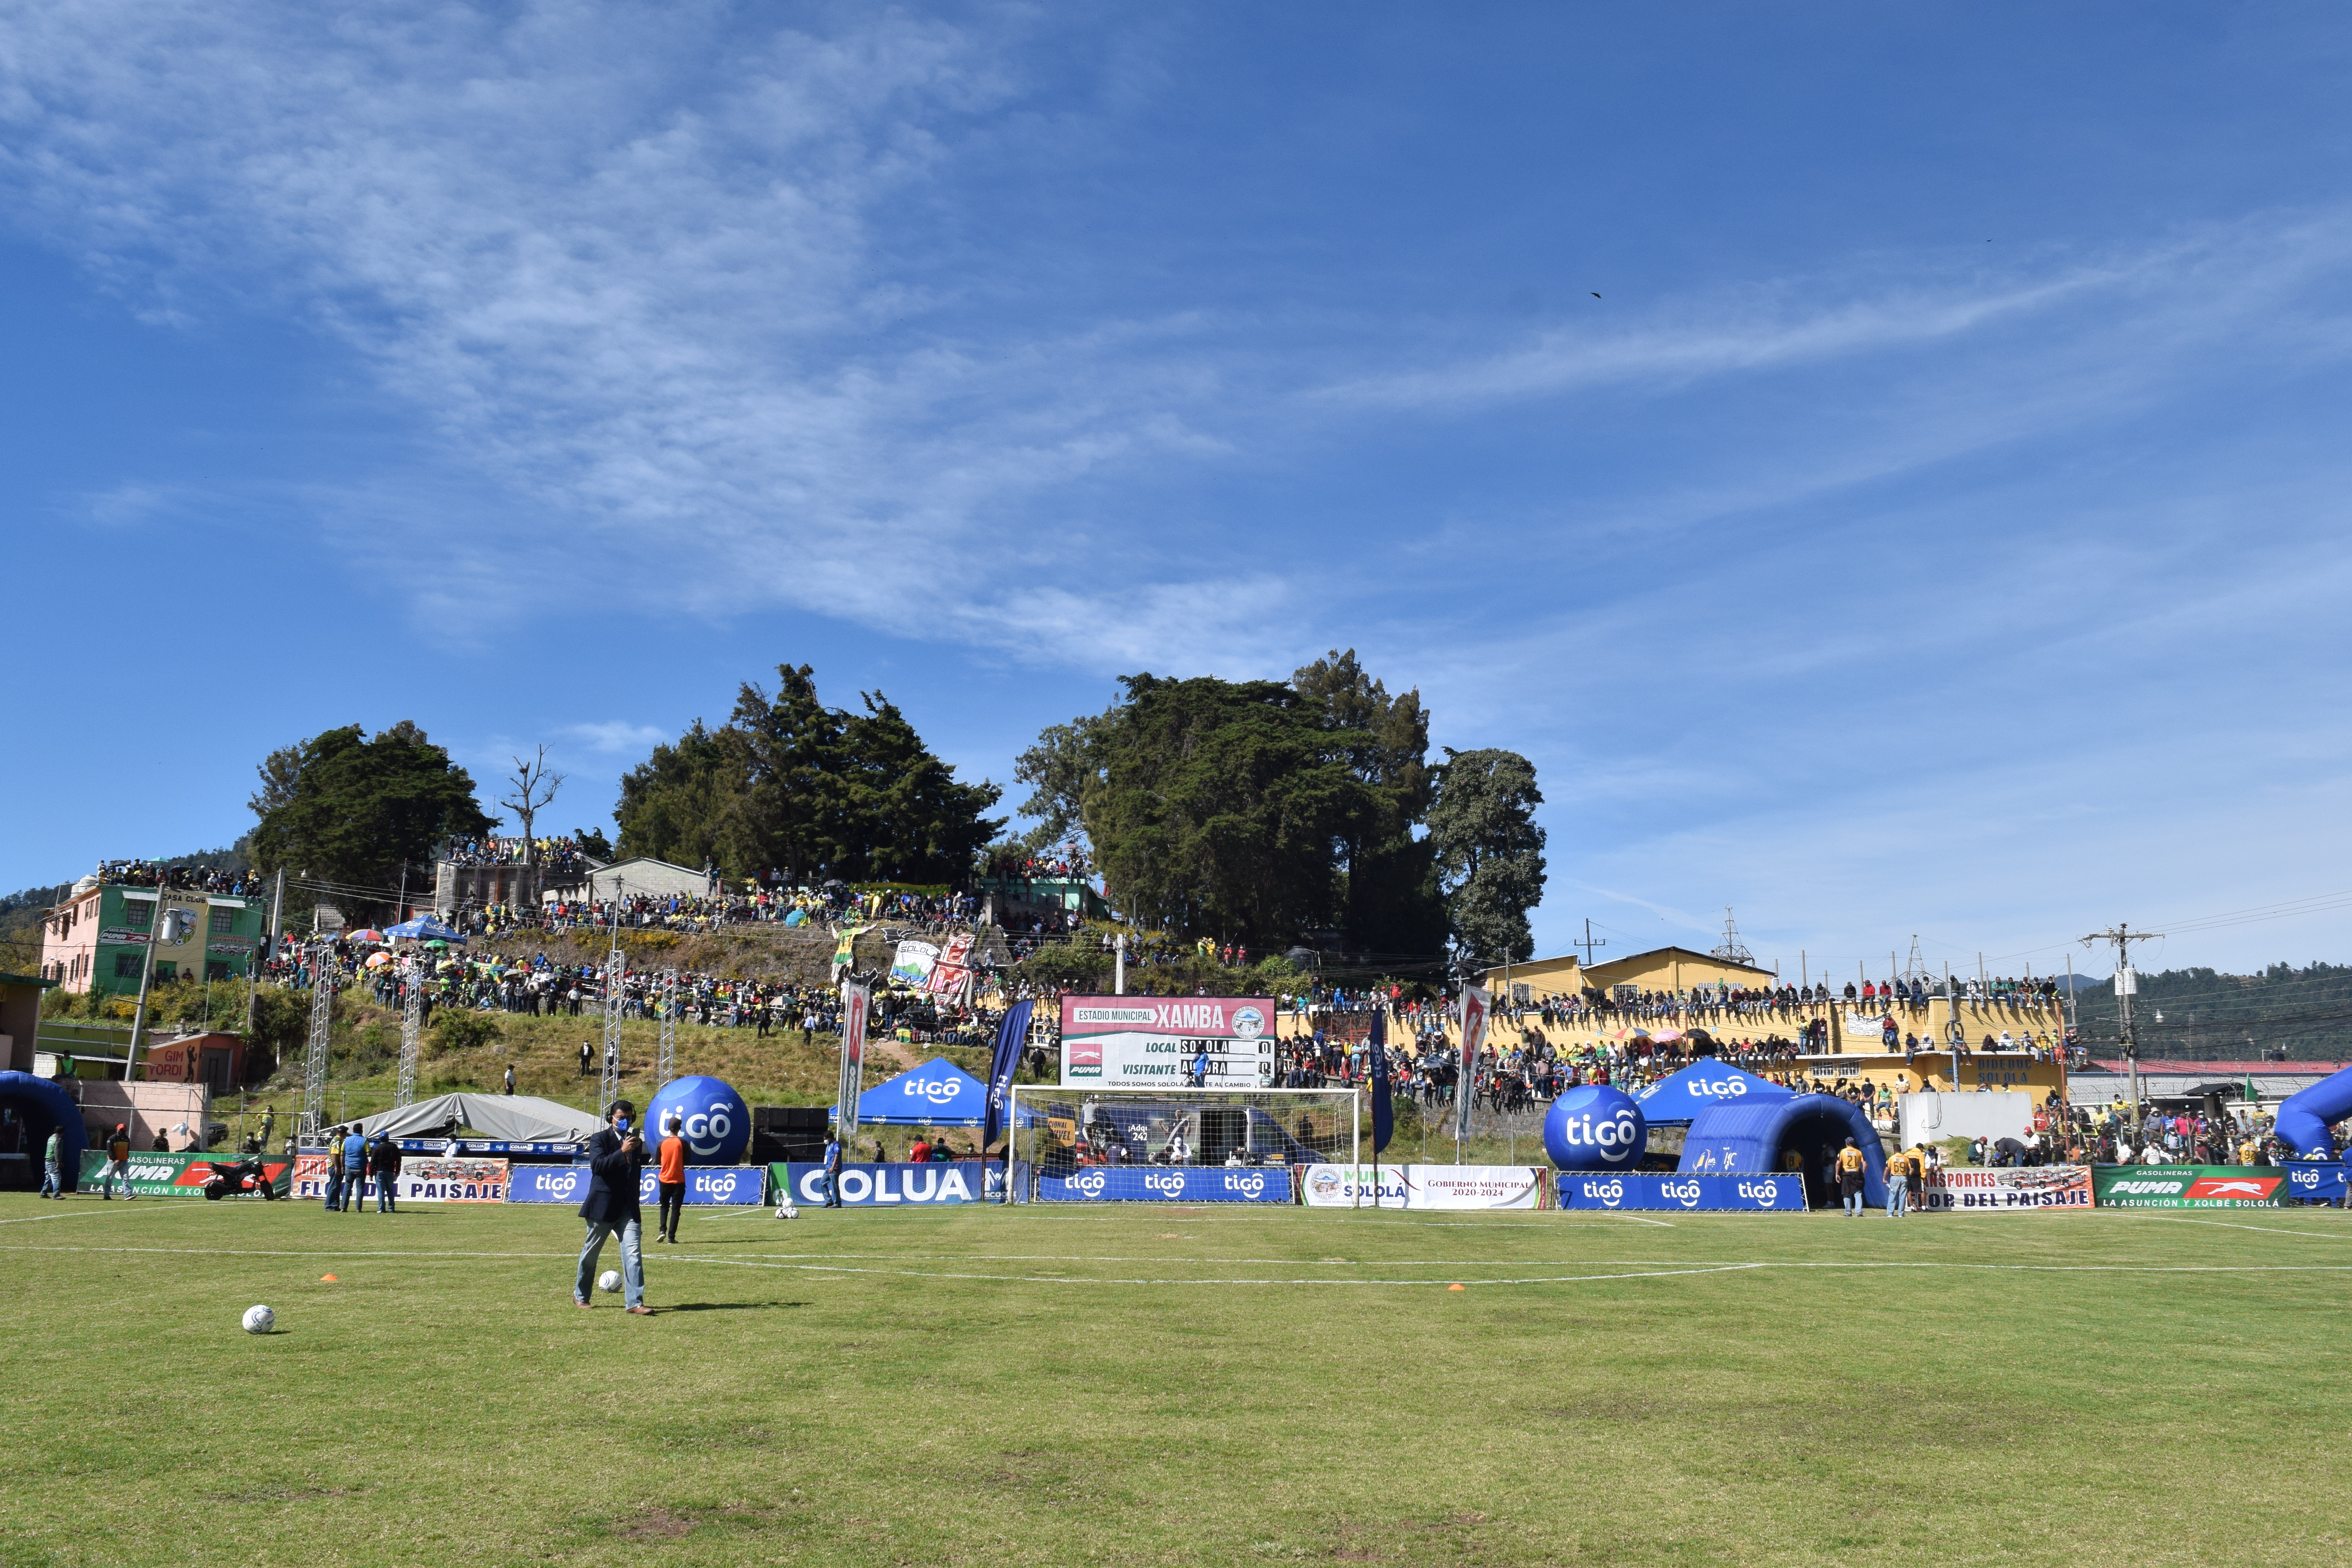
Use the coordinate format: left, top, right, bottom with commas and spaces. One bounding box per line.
1836, 1137, 1867, 1217
1883, 1145, 1911, 1218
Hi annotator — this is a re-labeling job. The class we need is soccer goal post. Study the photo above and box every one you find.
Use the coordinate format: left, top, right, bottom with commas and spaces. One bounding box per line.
1005, 1085, 1361, 1202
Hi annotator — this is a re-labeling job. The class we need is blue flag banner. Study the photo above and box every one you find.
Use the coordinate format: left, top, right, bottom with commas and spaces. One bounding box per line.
1369, 1010, 1393, 1155
984, 998, 1035, 1153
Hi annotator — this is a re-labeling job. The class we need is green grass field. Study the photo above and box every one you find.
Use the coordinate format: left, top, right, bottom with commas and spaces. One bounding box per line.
5, 1192, 2348, 1567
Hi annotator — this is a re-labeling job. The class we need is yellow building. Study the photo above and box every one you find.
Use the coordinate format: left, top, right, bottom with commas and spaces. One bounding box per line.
1480, 945, 1782, 1004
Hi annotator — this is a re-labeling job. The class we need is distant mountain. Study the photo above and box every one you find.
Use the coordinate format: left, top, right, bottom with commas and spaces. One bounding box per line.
2069, 963, 2352, 1062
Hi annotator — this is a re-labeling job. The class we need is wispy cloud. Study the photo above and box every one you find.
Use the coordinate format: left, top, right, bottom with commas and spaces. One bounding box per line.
563, 720, 670, 755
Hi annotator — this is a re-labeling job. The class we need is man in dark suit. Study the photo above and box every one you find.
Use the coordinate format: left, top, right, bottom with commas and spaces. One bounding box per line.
573, 1099, 652, 1314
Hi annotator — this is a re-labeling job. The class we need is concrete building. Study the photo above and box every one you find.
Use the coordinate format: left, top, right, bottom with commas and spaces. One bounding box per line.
0, 970, 53, 1075
39, 877, 266, 997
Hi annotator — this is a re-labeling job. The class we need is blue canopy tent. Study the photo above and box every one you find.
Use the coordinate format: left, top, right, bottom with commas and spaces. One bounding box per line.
1633, 1062, 1795, 1126
385, 915, 467, 944
839, 1058, 991, 1127
1679, 1093, 1886, 1209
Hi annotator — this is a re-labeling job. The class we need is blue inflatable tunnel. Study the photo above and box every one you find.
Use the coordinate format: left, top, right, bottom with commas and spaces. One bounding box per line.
2276, 1064, 2352, 1158
0, 1071, 87, 1193
1679, 1093, 1886, 1209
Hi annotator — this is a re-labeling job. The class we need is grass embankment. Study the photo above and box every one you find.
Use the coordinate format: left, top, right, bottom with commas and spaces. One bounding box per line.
3, 1199, 2347, 1566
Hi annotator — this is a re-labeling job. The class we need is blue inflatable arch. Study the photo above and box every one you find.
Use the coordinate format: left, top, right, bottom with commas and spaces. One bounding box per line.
1678, 1093, 1886, 1209
2276, 1064, 2352, 1158
0, 1071, 87, 1193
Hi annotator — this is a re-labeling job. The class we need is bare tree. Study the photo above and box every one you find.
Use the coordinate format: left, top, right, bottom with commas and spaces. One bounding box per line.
499, 745, 566, 871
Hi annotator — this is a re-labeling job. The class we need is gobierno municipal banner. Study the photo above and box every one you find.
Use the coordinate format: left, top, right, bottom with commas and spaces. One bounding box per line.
503, 1163, 767, 1206
2092, 1165, 2286, 1208
78, 1149, 293, 1198
293, 1154, 510, 1203
1554, 1172, 1805, 1211
773, 1161, 992, 1207
1034, 1165, 1291, 1203
1295, 1164, 1547, 1210
1919, 1165, 2092, 1212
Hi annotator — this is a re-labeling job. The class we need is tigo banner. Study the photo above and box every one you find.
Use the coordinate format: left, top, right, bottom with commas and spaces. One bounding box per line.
1034, 1165, 1290, 1203
1299, 1163, 1407, 1209
1919, 1165, 2091, 1211
1400, 1165, 1544, 1211
2094, 1165, 2286, 1208
506, 1164, 591, 1205
2283, 1162, 2347, 1204
777, 1161, 985, 1207
637, 1165, 765, 1206
78, 1149, 292, 1198
1555, 1172, 1804, 1211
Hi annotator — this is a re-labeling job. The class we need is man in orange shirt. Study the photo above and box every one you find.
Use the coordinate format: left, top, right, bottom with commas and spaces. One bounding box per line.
654, 1114, 687, 1244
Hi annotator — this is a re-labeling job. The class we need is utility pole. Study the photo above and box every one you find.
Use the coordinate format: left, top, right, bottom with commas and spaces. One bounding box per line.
248, 867, 284, 1040
1574, 919, 1607, 965
2082, 924, 2163, 1141
127, 893, 196, 1084
1114, 932, 1125, 996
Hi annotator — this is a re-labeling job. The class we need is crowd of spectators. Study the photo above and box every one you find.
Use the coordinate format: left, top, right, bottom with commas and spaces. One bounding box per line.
93, 859, 267, 897
439, 835, 597, 876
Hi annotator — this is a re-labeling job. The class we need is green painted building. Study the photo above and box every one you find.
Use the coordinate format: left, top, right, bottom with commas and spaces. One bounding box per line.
39, 877, 268, 998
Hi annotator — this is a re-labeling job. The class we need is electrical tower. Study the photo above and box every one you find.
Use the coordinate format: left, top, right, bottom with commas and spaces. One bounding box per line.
655, 966, 679, 1091
395, 955, 423, 1109
298, 943, 335, 1137
1901, 935, 1932, 986
1710, 907, 1754, 965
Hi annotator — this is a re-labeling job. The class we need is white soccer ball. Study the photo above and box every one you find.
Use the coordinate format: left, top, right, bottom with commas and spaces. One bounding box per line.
775, 1200, 799, 1220
597, 1269, 622, 1293
241, 1304, 275, 1335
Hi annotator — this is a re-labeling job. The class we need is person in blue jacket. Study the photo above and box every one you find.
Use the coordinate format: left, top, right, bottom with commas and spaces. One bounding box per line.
574, 1099, 652, 1313
821, 1128, 844, 1208
341, 1125, 371, 1215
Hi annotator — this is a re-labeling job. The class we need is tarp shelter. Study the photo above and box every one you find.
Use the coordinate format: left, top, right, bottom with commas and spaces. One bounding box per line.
354, 1093, 602, 1143
1634, 1062, 1796, 1126
386, 915, 467, 944
838, 1057, 989, 1127
1679, 1093, 1886, 1209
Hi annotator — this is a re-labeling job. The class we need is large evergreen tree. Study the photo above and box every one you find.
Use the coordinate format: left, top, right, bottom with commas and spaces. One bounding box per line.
247, 722, 494, 902
1291, 649, 1447, 960
613, 664, 1001, 886
1425, 747, 1547, 971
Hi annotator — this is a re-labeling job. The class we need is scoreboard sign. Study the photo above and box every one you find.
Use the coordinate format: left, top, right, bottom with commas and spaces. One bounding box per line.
1059, 995, 1276, 1089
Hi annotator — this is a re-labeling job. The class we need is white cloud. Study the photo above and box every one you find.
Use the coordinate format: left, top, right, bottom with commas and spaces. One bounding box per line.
563, 720, 670, 755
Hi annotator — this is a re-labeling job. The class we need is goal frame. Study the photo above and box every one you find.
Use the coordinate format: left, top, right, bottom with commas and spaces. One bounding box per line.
1004, 1084, 1361, 1205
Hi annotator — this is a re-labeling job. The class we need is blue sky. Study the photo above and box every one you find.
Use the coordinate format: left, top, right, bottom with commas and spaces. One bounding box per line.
5, 2, 2352, 979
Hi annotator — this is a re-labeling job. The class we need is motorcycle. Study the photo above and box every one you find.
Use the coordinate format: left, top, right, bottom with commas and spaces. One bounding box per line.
201, 1158, 281, 1201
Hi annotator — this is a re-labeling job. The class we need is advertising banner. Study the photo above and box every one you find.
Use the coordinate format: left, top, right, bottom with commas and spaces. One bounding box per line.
1058, 996, 1276, 1089
1400, 1164, 1545, 1211
1299, 1163, 1408, 1209
506, 1163, 591, 1205
1918, 1164, 2092, 1212
293, 1155, 508, 1203
77, 1149, 292, 1198
504, 1163, 766, 1205
2283, 1162, 2347, 1205
2093, 1164, 2287, 1208
1033, 1165, 1292, 1203
775, 1161, 987, 1207
1555, 1172, 1806, 1211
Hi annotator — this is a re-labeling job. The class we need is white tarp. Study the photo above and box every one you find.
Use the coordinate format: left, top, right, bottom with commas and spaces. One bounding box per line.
354, 1093, 602, 1144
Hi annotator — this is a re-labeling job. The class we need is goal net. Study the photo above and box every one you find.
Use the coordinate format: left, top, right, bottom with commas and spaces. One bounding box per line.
1006, 1085, 1359, 1198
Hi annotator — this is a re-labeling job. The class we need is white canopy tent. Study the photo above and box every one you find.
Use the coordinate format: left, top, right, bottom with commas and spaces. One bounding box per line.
353, 1093, 603, 1144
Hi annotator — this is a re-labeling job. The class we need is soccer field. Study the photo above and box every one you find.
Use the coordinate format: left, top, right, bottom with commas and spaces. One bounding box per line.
5, 1193, 2347, 1567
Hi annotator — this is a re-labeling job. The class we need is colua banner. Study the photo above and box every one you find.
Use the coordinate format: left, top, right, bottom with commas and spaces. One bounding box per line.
776, 1161, 986, 1207
2092, 1164, 2286, 1208
1554, 1172, 1805, 1211
1918, 1165, 2092, 1211
1033, 1165, 1292, 1203
1058, 996, 1276, 1089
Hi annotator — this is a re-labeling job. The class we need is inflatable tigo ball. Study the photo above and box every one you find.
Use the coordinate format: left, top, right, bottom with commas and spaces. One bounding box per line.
642, 1075, 751, 1165
242, 1304, 274, 1335
1544, 1085, 1647, 1171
